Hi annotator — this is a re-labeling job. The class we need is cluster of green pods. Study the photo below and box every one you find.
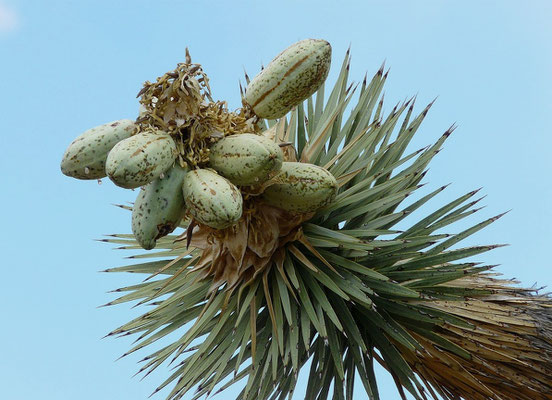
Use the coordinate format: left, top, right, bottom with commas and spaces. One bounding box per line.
60, 38, 337, 249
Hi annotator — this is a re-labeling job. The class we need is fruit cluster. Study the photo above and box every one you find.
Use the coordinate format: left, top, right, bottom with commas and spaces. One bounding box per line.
61, 39, 337, 250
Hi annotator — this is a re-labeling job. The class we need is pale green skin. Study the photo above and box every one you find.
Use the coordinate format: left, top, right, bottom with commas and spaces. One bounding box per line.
60, 119, 135, 179
208, 133, 283, 186
183, 169, 243, 229
244, 39, 331, 119
132, 165, 188, 250
105, 132, 177, 189
262, 162, 338, 213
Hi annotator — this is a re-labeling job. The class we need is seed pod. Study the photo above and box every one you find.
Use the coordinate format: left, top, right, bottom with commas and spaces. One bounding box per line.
262, 162, 337, 213
131, 165, 188, 250
106, 132, 177, 189
208, 133, 283, 186
244, 39, 331, 119
183, 169, 243, 229
60, 119, 135, 179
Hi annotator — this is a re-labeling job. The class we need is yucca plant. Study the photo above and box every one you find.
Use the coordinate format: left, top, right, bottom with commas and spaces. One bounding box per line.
96, 43, 552, 400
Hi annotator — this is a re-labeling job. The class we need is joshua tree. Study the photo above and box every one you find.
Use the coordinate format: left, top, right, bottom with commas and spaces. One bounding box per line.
62, 40, 552, 400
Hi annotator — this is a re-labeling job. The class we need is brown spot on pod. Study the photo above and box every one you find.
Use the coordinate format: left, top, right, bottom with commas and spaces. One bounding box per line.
60, 119, 135, 180
182, 169, 242, 229
131, 165, 187, 250
106, 131, 177, 189
262, 162, 337, 213
208, 133, 283, 186
244, 39, 332, 119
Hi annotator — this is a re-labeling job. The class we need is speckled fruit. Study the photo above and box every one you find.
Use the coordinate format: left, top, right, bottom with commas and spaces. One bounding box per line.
244, 39, 331, 119
182, 169, 243, 229
60, 119, 135, 179
208, 133, 283, 186
262, 162, 337, 213
105, 132, 177, 189
131, 165, 188, 250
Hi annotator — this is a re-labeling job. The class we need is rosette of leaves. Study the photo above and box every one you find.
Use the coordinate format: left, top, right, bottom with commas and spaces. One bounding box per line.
103, 50, 552, 400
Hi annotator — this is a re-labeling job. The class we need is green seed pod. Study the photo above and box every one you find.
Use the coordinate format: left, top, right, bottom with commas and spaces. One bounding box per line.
131, 165, 188, 250
183, 169, 243, 229
60, 119, 135, 179
208, 133, 283, 186
105, 132, 177, 189
244, 39, 331, 119
262, 162, 337, 213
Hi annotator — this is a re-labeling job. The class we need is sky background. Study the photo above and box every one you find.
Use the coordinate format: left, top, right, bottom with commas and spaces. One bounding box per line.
1, 1, 551, 399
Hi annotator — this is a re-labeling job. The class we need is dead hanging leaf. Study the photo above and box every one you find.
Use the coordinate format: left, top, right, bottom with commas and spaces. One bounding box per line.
395, 276, 552, 400
225, 217, 248, 266
262, 123, 278, 141
186, 201, 313, 293
281, 143, 298, 162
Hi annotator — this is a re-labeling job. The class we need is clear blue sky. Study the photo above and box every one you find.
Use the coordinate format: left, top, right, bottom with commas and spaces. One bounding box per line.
1, 1, 551, 399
